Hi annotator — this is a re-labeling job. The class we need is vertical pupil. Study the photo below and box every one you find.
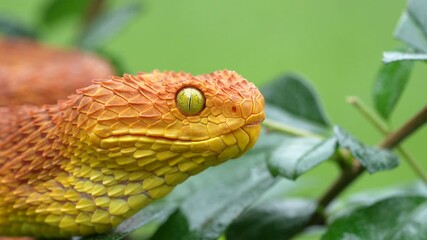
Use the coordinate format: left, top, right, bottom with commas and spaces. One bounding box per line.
188, 91, 193, 111
176, 87, 205, 115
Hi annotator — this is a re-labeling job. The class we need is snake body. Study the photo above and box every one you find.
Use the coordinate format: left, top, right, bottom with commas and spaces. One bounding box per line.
0, 39, 114, 106
0, 60, 265, 237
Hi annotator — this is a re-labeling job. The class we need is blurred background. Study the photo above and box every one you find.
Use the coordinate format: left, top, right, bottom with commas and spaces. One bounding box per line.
0, 0, 425, 203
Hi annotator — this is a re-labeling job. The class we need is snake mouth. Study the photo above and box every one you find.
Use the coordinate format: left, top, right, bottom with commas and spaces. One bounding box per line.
244, 120, 263, 127
99, 114, 265, 144
243, 111, 265, 127
94, 113, 265, 150
96, 120, 263, 152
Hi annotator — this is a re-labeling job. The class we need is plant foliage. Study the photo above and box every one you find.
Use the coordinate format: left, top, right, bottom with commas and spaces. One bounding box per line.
1, 0, 427, 239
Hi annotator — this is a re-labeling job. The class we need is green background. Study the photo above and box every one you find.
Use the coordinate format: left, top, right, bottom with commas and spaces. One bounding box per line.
1, 0, 425, 217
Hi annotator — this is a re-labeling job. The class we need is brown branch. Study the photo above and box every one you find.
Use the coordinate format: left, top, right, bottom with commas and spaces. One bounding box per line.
380, 105, 427, 149
310, 104, 427, 225
78, 0, 106, 40
318, 162, 364, 209
83, 0, 105, 28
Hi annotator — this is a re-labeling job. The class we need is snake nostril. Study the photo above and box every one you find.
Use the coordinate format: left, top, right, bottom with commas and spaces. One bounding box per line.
231, 106, 237, 113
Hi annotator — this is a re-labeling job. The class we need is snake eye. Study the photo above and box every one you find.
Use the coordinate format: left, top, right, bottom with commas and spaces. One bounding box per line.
176, 87, 205, 115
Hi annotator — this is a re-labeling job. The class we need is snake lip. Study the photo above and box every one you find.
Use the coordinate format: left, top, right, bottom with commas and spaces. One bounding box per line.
245, 120, 263, 126
105, 116, 265, 144
244, 114, 266, 127
105, 122, 261, 145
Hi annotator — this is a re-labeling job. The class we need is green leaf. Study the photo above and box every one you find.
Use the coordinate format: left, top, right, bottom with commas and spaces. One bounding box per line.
268, 137, 337, 180
226, 199, 316, 240
329, 181, 427, 223
408, 0, 427, 35
78, 2, 141, 50
250, 130, 291, 154
322, 196, 427, 240
0, 16, 36, 38
372, 60, 413, 120
149, 209, 193, 240
395, 13, 427, 52
383, 51, 427, 63
333, 126, 399, 173
389, 203, 427, 240
395, 0, 427, 52
149, 150, 277, 240
262, 74, 330, 127
41, 0, 91, 27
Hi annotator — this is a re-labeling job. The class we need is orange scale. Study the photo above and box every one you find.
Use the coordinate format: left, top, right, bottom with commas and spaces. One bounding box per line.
105, 95, 128, 107
118, 107, 139, 119
92, 89, 114, 104
113, 85, 139, 100
178, 125, 191, 141
161, 112, 176, 125
239, 99, 253, 119
96, 109, 118, 122
119, 117, 139, 127
187, 116, 202, 123
164, 85, 179, 93
253, 97, 264, 113
106, 105, 129, 115
110, 122, 130, 135
164, 119, 183, 133
139, 107, 161, 119
139, 90, 158, 102
157, 92, 175, 100
76, 96, 92, 113
211, 107, 222, 117
128, 119, 148, 131
78, 84, 99, 97
98, 79, 123, 90
76, 114, 89, 128
86, 102, 104, 118
147, 120, 168, 134
139, 116, 159, 126
64, 109, 79, 124
128, 94, 151, 105
212, 96, 223, 107
189, 124, 209, 141
152, 103, 170, 115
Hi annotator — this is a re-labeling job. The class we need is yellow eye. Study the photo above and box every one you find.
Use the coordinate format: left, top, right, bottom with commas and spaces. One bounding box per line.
176, 87, 205, 115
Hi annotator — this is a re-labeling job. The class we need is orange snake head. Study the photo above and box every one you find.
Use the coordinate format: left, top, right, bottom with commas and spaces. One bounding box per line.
60, 70, 264, 175
63, 70, 265, 173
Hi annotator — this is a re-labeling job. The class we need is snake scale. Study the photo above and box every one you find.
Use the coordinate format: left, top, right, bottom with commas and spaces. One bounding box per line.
0, 40, 265, 238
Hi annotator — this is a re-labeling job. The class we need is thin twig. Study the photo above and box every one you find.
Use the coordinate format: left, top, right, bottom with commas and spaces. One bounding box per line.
262, 119, 324, 138
398, 148, 427, 185
346, 96, 389, 135
380, 105, 427, 149
80, 0, 105, 38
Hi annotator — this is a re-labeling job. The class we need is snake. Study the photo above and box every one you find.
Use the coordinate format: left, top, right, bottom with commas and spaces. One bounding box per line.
0, 40, 265, 238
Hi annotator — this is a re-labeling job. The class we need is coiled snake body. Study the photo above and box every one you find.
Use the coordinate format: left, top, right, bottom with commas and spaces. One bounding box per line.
0, 42, 265, 238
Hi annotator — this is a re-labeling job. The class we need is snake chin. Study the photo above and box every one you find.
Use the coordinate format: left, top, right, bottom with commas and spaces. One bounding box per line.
230, 123, 262, 160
